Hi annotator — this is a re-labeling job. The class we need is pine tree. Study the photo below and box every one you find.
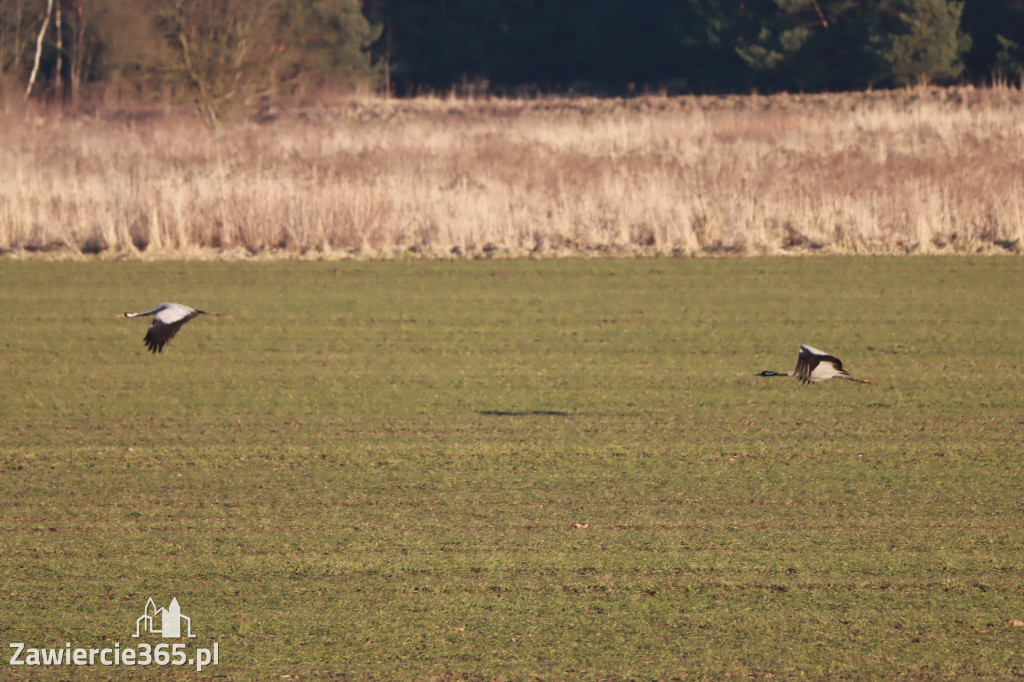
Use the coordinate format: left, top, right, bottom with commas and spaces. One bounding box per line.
277, 0, 382, 93
734, 0, 887, 92
873, 0, 971, 85
996, 33, 1024, 80
960, 0, 1024, 81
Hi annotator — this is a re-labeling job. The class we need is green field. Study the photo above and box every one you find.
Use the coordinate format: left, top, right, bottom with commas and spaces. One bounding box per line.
2, 257, 1023, 679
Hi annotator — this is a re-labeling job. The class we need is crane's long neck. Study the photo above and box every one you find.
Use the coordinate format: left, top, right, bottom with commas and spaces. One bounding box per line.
759, 371, 793, 377
125, 306, 162, 318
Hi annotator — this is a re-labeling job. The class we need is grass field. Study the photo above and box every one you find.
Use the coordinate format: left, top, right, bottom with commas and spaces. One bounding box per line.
1, 257, 1023, 679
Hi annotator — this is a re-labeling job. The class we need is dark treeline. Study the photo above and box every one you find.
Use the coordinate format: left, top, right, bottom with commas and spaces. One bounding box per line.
364, 0, 1024, 94
1, 0, 1022, 121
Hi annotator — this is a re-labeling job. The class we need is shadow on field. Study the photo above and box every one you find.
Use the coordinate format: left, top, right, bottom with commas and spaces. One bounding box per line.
478, 410, 571, 417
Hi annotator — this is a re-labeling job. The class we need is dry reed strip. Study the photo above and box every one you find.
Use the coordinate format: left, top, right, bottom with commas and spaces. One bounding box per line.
2, 86, 1023, 260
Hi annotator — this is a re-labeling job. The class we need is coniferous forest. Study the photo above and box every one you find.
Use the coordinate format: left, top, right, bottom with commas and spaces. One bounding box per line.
0, 1, 1022, 117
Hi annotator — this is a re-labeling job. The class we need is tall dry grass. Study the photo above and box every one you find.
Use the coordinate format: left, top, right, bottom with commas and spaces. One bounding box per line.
2, 85, 1023, 259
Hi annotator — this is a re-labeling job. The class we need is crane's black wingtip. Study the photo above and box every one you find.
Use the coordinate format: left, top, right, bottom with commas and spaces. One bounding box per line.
143, 337, 165, 353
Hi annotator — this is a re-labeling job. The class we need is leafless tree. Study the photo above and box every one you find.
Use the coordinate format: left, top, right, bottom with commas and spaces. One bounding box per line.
24, 0, 52, 100
1, 0, 30, 80
159, 0, 279, 129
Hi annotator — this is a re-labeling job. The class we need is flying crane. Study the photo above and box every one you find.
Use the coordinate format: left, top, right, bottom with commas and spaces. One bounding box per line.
124, 302, 206, 353
758, 344, 872, 384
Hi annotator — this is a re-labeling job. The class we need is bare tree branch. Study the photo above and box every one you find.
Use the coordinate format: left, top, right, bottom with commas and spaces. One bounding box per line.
25, 0, 54, 100
810, 0, 829, 30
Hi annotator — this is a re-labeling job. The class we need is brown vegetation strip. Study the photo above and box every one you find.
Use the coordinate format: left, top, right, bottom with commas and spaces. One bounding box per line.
2, 86, 1023, 259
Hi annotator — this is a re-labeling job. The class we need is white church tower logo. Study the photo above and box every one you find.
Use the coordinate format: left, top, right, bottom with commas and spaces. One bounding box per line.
133, 597, 195, 638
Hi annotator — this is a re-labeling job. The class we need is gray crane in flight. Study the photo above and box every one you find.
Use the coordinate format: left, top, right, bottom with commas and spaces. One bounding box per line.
758, 344, 872, 384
